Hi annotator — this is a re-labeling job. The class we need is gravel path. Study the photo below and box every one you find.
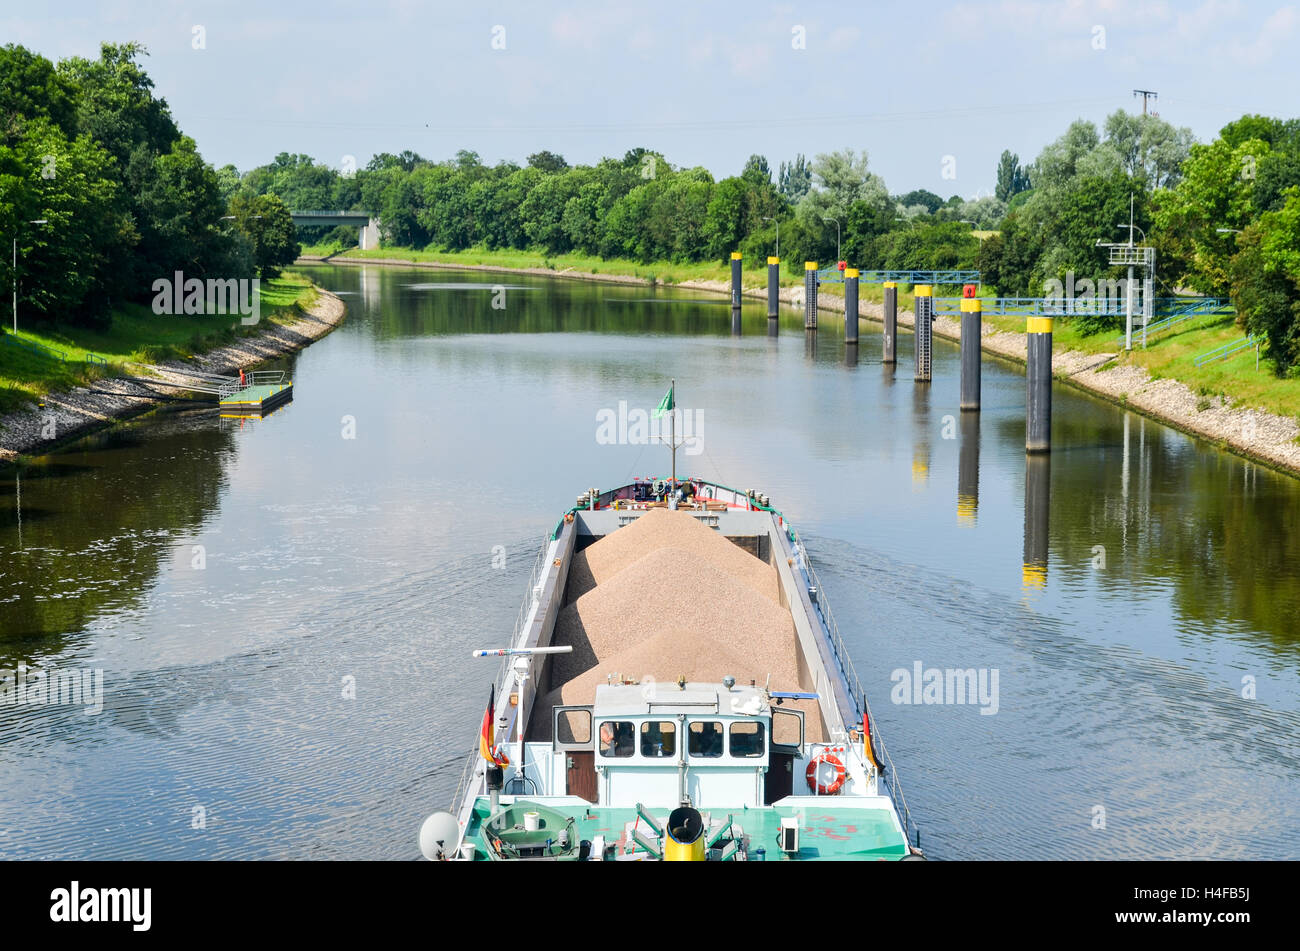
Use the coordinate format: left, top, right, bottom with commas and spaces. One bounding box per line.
0, 289, 346, 462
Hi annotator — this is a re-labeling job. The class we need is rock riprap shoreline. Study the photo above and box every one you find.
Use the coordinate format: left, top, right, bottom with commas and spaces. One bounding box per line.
0, 288, 346, 462
303, 254, 1300, 477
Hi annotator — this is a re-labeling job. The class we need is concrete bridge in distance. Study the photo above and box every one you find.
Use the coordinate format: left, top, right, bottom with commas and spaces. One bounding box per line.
290, 210, 380, 250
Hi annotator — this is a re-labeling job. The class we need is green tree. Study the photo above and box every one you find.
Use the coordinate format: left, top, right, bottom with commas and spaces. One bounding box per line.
703, 177, 748, 262
995, 150, 1030, 202
898, 189, 943, 214
56, 42, 179, 168
798, 149, 889, 228
229, 192, 299, 277
778, 154, 811, 202
519, 168, 591, 252
1102, 111, 1194, 189
527, 150, 568, 173
1152, 135, 1266, 295
2, 118, 133, 327
741, 154, 772, 187
0, 44, 77, 142
1229, 188, 1300, 374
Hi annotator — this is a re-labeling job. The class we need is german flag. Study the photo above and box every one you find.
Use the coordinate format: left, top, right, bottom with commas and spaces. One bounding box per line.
480, 685, 509, 767
863, 709, 883, 772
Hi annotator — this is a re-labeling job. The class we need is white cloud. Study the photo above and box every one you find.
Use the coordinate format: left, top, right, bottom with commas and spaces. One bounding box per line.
1222, 3, 1299, 63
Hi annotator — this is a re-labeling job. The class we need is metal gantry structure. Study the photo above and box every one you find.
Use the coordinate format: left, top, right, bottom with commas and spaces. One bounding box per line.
932, 296, 1232, 318
817, 267, 979, 286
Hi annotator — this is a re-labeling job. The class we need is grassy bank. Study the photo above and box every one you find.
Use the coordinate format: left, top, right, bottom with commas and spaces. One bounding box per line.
304, 244, 1300, 423
977, 309, 1299, 420
0, 273, 318, 415
302, 243, 738, 285
298, 244, 969, 308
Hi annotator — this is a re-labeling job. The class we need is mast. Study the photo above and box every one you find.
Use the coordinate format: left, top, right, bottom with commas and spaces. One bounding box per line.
670, 377, 676, 496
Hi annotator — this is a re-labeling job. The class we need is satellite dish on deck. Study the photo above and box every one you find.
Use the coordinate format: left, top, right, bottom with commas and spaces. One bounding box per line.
419, 811, 462, 861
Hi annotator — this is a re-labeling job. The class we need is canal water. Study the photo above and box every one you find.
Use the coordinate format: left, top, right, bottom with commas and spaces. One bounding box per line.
1, 264, 1297, 860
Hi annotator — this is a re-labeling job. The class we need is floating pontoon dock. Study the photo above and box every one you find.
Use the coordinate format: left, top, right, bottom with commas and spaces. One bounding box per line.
218, 371, 293, 417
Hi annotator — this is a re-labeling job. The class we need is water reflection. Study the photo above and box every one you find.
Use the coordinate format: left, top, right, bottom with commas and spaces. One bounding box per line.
1, 409, 236, 659
1023, 455, 1050, 589
958, 411, 979, 525
912, 383, 930, 487
2, 262, 1298, 862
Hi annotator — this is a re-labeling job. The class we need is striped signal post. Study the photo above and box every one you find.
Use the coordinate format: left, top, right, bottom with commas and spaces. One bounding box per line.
960, 295, 982, 411
913, 284, 933, 382
804, 262, 818, 330
730, 252, 742, 312
1026, 315, 1052, 452
844, 268, 859, 344
882, 281, 898, 364
767, 257, 780, 320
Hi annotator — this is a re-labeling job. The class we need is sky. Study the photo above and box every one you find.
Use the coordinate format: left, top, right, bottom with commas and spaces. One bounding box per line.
5, 0, 1299, 196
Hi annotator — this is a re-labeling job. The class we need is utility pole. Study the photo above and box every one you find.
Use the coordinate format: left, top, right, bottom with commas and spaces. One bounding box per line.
1133, 89, 1158, 116
1124, 197, 1136, 350
1095, 195, 1154, 352
762, 216, 779, 260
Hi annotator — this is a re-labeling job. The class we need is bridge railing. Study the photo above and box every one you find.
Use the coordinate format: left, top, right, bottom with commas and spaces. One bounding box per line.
856, 269, 979, 285
815, 269, 980, 286
934, 297, 1076, 316
1193, 335, 1256, 367
2, 332, 111, 367
290, 210, 375, 218
1111, 299, 1233, 345
934, 296, 1235, 321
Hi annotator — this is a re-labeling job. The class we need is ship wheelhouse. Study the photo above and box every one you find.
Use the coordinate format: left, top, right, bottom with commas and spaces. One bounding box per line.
551, 682, 806, 809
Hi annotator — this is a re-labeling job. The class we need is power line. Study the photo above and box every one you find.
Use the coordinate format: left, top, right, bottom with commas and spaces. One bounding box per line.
1132, 89, 1158, 116
189, 96, 1121, 136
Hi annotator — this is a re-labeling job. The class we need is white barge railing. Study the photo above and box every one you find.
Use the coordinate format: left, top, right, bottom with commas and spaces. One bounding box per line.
450, 533, 552, 810
790, 529, 920, 848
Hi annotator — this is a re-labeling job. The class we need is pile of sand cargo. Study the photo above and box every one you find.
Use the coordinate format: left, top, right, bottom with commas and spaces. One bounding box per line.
536, 508, 822, 740
563, 507, 778, 605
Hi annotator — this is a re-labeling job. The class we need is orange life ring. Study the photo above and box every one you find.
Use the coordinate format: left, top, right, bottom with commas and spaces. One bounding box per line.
805, 752, 847, 795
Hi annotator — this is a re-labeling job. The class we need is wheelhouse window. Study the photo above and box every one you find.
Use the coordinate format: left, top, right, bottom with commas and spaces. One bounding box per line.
639, 720, 677, 757
688, 721, 724, 758
599, 721, 635, 758
729, 721, 766, 758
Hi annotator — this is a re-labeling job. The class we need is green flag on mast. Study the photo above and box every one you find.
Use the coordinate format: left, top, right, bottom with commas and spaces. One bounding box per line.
653, 383, 674, 418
